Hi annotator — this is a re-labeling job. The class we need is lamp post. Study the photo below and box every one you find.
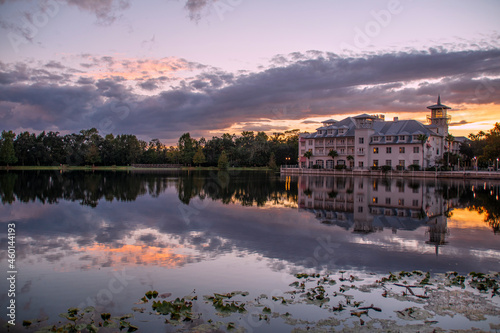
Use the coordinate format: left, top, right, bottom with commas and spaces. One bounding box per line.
473, 157, 477, 171
285, 157, 290, 168
497, 158, 499, 172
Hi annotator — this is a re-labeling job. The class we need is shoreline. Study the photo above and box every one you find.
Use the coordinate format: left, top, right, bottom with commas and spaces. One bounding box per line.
281, 167, 500, 180
0, 166, 273, 172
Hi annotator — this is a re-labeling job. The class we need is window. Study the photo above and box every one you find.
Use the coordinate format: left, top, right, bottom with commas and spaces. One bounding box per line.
399, 135, 405, 141
358, 182, 364, 189
386, 136, 392, 141
359, 161, 364, 167
358, 206, 364, 212
398, 199, 405, 206
386, 160, 391, 166
413, 135, 419, 140
413, 199, 419, 206
317, 149, 323, 154
373, 136, 379, 142
399, 160, 405, 167
413, 160, 419, 165
386, 147, 392, 154
372, 197, 378, 203
437, 149, 439, 155
373, 147, 379, 154
340, 148, 345, 154
373, 160, 379, 167
308, 140, 313, 145
413, 146, 419, 153
340, 139, 345, 144
359, 137, 364, 144
328, 130, 333, 135
399, 147, 405, 154
386, 197, 391, 204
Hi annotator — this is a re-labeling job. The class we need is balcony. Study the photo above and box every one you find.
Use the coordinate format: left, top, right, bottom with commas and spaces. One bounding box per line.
356, 149, 365, 155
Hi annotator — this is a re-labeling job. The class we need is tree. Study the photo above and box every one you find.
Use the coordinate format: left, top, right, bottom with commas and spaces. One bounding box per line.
85, 144, 101, 166
303, 150, 313, 168
218, 150, 229, 170
268, 152, 278, 171
178, 133, 196, 165
445, 134, 454, 168
193, 147, 206, 166
328, 149, 338, 168
417, 134, 428, 168
0, 131, 18, 166
347, 155, 354, 169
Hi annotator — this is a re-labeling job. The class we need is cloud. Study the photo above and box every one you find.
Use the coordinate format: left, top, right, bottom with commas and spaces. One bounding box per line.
0, 0, 131, 45
62, 0, 131, 25
184, 0, 216, 21
449, 120, 470, 126
1, 48, 500, 143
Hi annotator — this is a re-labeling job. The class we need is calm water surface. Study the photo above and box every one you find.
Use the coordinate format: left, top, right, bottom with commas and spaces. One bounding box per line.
0, 170, 499, 332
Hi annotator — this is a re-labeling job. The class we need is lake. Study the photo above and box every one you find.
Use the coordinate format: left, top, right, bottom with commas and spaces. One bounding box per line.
1, 170, 499, 332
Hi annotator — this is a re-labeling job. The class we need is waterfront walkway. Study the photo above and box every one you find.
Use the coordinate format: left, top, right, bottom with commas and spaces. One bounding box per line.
280, 166, 500, 180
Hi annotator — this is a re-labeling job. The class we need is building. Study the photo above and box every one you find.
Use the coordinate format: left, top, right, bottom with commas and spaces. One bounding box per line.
299, 96, 460, 170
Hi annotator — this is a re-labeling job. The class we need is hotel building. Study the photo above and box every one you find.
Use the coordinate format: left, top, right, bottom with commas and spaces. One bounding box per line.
299, 97, 457, 170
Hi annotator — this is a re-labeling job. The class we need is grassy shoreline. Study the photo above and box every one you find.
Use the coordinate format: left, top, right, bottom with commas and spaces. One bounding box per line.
0, 165, 274, 171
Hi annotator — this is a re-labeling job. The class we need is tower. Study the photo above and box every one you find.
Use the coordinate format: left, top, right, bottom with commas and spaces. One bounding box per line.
426, 95, 451, 136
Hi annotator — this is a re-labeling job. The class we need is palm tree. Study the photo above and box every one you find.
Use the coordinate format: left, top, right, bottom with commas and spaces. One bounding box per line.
303, 150, 313, 168
417, 134, 428, 168
328, 149, 338, 168
347, 155, 354, 169
445, 134, 454, 169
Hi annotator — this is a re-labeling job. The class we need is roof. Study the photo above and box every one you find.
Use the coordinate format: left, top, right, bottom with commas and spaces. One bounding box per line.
427, 95, 451, 110
353, 114, 377, 119
304, 116, 440, 140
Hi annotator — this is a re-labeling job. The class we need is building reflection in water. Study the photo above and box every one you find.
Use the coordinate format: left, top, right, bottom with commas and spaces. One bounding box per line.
298, 176, 457, 255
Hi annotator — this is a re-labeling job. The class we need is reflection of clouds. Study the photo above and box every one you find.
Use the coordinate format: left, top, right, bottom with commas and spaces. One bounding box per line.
79, 244, 190, 269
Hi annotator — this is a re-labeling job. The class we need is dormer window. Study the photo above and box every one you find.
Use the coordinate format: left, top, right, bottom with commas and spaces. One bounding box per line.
386, 136, 392, 141
399, 135, 405, 141
373, 136, 379, 142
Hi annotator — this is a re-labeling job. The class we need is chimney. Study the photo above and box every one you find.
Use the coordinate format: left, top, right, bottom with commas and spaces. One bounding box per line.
393, 117, 399, 121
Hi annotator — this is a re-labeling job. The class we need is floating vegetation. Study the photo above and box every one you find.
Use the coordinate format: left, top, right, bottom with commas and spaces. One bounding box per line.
25, 306, 137, 333
19, 270, 500, 332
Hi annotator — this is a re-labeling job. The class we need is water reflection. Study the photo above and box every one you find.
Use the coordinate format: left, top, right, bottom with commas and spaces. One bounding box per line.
1, 171, 499, 331
0, 170, 498, 273
298, 176, 455, 255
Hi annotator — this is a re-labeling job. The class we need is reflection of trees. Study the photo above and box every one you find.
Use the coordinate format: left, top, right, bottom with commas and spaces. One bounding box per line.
454, 183, 500, 235
0, 171, 298, 208
0, 171, 169, 207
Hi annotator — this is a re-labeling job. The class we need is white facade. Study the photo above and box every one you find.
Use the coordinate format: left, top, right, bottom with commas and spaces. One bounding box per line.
299, 98, 452, 170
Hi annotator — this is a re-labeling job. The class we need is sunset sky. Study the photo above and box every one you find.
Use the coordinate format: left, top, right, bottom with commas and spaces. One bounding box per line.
0, 0, 499, 145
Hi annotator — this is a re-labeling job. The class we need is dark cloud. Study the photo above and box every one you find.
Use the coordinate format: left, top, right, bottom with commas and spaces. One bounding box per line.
138, 78, 159, 91
64, 0, 131, 25
1, 48, 500, 142
449, 120, 470, 126
184, 0, 215, 21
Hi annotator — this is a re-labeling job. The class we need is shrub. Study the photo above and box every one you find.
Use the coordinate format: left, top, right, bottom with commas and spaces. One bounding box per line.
409, 164, 421, 171
335, 165, 346, 170
381, 165, 392, 173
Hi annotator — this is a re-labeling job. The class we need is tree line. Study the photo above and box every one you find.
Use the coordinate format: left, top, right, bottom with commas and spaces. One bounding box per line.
0, 128, 299, 167
459, 123, 500, 169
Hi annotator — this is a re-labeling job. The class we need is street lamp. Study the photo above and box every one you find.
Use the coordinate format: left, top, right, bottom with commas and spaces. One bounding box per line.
285, 157, 290, 168
497, 158, 499, 172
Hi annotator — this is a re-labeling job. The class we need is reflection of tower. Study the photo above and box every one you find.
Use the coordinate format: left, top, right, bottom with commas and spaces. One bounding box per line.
425, 215, 449, 255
